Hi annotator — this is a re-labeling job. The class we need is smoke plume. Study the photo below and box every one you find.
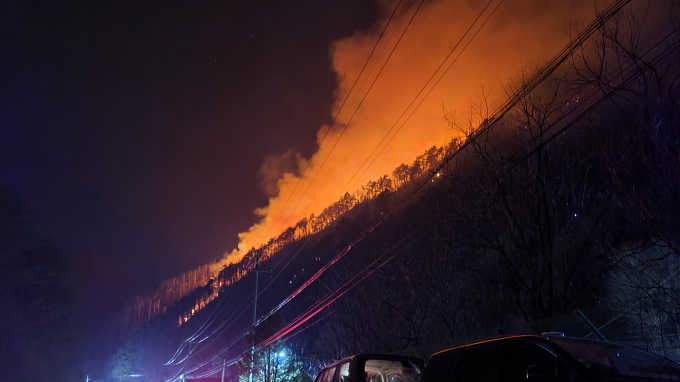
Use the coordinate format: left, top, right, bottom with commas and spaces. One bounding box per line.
223, 0, 612, 264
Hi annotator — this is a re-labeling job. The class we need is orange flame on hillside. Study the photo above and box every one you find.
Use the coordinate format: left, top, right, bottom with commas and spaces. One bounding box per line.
222, 0, 611, 266
125, 261, 218, 327
177, 138, 457, 325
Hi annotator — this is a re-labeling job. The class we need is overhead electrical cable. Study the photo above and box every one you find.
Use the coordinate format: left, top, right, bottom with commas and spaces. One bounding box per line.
163, 1, 406, 368
347, 0, 505, 194
255, 0, 497, 328
242, 0, 405, 270
166, 0, 633, 378
336, 0, 498, 200
240, 0, 428, 313
170, 216, 437, 380
176, 0, 631, 374
251, 13, 680, 368
165, 285, 234, 365
186, 284, 236, 342
268, 0, 426, 250
338, 2, 409, 126
171, 2, 428, 367
504, 36, 679, 174
164, 284, 239, 365
393, 0, 632, 210
273, 0, 629, 349
500, 25, 680, 171
278, 311, 333, 344
255, 217, 437, 350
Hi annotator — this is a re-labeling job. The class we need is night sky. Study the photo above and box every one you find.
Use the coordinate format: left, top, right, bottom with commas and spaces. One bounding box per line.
1, 0, 377, 289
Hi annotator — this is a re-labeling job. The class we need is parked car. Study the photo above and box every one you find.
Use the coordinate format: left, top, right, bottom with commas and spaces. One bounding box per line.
420, 334, 680, 382
313, 354, 425, 382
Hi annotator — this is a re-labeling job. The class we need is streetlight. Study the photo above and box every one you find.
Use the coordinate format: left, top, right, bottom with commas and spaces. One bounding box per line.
274, 350, 286, 382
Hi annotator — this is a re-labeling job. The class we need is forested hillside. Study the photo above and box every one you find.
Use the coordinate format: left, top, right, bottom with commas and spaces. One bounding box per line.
122, 141, 458, 330
109, 3, 680, 381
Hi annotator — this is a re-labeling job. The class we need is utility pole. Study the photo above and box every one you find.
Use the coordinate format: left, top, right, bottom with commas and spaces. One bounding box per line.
245, 250, 271, 382
221, 358, 226, 382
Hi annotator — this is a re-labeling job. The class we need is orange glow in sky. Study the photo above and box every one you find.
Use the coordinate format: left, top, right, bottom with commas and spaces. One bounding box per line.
223, 0, 613, 265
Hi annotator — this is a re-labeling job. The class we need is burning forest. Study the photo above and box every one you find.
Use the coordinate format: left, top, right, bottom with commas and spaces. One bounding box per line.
126, 140, 459, 329
5, 0, 680, 381
112, 2, 680, 381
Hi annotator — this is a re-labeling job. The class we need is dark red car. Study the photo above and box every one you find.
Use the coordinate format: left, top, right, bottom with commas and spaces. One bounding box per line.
421, 334, 680, 382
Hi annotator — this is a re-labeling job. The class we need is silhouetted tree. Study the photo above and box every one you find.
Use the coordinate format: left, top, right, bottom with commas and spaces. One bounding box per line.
0, 182, 82, 381
392, 164, 410, 188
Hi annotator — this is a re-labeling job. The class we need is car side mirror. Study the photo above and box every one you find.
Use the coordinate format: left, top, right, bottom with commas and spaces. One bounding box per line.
526, 363, 556, 382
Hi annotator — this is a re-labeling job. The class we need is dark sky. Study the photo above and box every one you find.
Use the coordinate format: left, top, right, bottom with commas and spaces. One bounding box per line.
1, 0, 378, 290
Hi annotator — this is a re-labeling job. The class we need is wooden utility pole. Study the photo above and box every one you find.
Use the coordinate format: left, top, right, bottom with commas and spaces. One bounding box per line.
245, 250, 270, 382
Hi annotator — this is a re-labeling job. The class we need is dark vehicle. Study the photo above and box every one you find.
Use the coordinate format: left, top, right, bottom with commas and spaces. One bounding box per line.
420, 334, 680, 382
314, 354, 425, 382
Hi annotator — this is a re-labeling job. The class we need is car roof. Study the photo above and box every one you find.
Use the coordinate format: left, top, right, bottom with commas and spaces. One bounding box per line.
321, 355, 356, 369
430, 334, 550, 358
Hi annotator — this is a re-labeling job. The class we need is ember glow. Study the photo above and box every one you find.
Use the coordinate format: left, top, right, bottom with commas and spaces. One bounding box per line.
178, 280, 222, 326
126, 262, 219, 326
179, 139, 457, 325
223, 0, 613, 264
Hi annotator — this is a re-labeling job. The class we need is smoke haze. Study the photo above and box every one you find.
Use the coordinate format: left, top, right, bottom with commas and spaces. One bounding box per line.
225, 0, 613, 263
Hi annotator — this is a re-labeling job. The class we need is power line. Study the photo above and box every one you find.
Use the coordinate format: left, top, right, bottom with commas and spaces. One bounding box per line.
187, 285, 235, 343
165, 279, 260, 365
268, 0, 426, 251
166, 0, 633, 379
167, 13, 407, 349
173, 216, 437, 380
172, 2, 430, 363
337, 0, 499, 200
505, 35, 679, 174
278, 311, 332, 344
256, 217, 437, 350
500, 24, 680, 171
176, 2, 425, 362
256, 0, 633, 340
165, 286, 235, 365
393, 0, 633, 211
347, 0, 505, 194
242, 0, 406, 271
252, 0, 500, 330
233, 1, 430, 328
172, 214, 390, 379
171, 244, 310, 368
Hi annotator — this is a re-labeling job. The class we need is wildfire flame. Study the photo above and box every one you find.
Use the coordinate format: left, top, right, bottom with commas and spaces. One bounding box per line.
131, 0, 619, 328
223, 0, 606, 265
178, 139, 459, 326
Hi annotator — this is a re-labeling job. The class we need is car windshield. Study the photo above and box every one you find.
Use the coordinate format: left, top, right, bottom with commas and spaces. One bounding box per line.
550, 338, 680, 380
363, 359, 421, 382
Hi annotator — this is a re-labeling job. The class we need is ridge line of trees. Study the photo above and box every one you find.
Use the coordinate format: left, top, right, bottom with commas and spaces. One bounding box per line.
124, 140, 461, 329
